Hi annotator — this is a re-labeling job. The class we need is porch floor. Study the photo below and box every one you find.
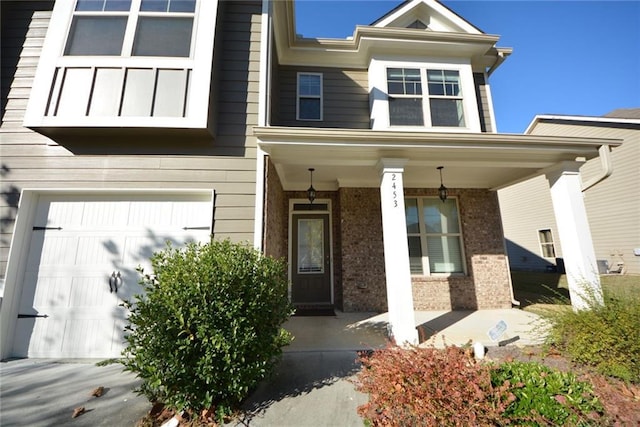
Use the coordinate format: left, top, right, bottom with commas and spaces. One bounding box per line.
283, 309, 546, 352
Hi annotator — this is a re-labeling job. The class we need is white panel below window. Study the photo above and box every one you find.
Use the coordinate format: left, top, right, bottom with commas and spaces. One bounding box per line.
89, 68, 124, 116
121, 68, 154, 116
154, 69, 188, 117
56, 68, 92, 117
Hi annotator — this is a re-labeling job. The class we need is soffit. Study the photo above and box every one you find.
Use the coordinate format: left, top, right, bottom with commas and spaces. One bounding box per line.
254, 126, 621, 191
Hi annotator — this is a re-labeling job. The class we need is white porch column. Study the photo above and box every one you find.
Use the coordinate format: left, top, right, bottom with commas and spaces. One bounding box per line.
378, 158, 418, 345
545, 162, 603, 310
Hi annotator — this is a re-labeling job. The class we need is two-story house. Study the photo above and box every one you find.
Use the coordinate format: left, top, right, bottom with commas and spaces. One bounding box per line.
499, 109, 640, 275
0, 0, 618, 358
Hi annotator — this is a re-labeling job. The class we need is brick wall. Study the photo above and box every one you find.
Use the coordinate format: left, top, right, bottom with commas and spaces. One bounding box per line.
264, 174, 512, 311
407, 188, 512, 310
339, 188, 388, 311
263, 158, 287, 260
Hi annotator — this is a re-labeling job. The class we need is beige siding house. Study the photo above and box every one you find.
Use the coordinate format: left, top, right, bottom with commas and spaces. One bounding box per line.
0, 0, 621, 357
0, 0, 263, 359
499, 110, 640, 275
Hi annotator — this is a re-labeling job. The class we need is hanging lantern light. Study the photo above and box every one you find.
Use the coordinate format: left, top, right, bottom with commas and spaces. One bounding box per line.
437, 166, 448, 203
307, 168, 316, 204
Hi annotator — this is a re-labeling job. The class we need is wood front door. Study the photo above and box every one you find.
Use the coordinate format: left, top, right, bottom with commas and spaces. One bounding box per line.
291, 213, 331, 305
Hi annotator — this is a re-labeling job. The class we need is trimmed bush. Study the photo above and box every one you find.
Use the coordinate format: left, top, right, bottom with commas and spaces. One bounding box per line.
121, 239, 293, 417
542, 286, 640, 383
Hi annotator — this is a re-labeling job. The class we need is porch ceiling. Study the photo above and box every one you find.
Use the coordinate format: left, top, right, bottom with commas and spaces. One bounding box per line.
254, 127, 621, 192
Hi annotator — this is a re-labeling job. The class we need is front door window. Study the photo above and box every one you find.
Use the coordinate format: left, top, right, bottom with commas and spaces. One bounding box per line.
297, 218, 324, 273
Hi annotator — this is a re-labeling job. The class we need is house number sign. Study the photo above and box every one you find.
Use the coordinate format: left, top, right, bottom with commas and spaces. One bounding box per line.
391, 173, 398, 208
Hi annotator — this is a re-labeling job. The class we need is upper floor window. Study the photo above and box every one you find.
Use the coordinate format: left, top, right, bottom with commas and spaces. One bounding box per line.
405, 197, 465, 275
65, 0, 196, 57
387, 68, 465, 127
297, 73, 323, 121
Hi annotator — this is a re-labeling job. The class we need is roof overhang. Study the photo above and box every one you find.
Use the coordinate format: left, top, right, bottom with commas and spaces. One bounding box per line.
254, 126, 621, 191
525, 114, 640, 134
272, 0, 512, 72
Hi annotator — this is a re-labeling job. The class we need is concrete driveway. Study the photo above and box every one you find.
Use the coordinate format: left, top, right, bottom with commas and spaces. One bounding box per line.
0, 359, 150, 426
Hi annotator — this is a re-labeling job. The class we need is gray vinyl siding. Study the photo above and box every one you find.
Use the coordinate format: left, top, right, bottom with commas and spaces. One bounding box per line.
473, 73, 493, 133
0, 1, 262, 278
273, 66, 370, 129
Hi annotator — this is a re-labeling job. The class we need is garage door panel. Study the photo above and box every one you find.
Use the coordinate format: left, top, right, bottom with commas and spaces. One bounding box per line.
76, 235, 125, 265
13, 193, 214, 358
27, 234, 78, 267
38, 200, 85, 227
81, 201, 130, 227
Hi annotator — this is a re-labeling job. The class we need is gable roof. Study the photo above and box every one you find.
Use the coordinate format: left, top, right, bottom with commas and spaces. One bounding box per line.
271, 0, 510, 71
371, 0, 483, 34
525, 112, 640, 134
603, 108, 640, 120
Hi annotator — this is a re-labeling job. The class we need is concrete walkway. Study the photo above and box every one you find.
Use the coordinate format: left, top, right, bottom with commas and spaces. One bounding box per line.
0, 309, 545, 427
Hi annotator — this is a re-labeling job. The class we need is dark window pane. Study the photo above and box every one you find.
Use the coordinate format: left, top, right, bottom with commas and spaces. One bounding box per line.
428, 82, 445, 96
76, 0, 104, 11
104, 0, 131, 11
65, 16, 127, 55
387, 82, 404, 95
140, 0, 168, 11
408, 236, 423, 274
389, 97, 423, 126
430, 99, 465, 127
133, 17, 193, 57
299, 74, 321, 96
299, 98, 321, 120
169, 0, 196, 12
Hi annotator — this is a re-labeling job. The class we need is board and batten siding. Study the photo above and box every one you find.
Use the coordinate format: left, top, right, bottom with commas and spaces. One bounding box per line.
0, 1, 263, 278
473, 73, 493, 133
272, 66, 370, 129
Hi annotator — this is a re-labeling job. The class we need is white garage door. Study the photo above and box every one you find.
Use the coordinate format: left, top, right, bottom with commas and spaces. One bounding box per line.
12, 193, 213, 358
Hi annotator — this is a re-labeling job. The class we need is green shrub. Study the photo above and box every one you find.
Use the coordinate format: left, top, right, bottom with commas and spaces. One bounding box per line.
121, 239, 293, 418
542, 286, 640, 382
355, 345, 505, 426
491, 361, 603, 426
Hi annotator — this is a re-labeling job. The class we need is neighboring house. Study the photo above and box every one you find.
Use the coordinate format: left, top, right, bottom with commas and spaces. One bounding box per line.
0, 0, 619, 358
499, 109, 640, 275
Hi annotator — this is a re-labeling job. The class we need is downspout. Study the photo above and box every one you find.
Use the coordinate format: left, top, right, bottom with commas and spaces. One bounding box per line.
581, 145, 613, 192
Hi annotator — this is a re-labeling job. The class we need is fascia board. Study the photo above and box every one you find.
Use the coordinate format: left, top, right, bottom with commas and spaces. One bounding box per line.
254, 127, 621, 153
372, 0, 482, 35
278, 28, 501, 68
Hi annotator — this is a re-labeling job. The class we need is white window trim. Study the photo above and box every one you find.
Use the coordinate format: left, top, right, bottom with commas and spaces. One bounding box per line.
24, 0, 217, 129
368, 58, 481, 132
296, 72, 323, 121
537, 228, 556, 259
407, 197, 467, 276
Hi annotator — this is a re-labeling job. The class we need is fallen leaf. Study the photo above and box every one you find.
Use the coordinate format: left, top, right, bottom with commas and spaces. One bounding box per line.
72, 406, 85, 418
91, 386, 104, 397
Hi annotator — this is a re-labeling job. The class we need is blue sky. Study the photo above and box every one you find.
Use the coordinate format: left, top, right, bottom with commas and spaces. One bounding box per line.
295, 1, 640, 133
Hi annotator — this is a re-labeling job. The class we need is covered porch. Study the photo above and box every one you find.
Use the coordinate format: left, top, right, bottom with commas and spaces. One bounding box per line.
255, 126, 619, 344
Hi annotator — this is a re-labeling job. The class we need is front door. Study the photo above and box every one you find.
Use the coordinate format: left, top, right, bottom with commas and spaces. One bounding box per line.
291, 213, 331, 305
